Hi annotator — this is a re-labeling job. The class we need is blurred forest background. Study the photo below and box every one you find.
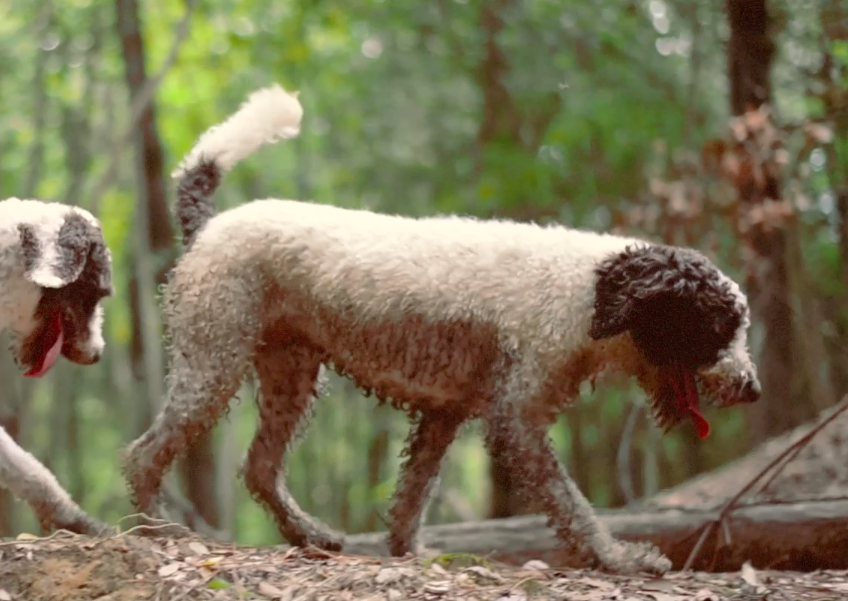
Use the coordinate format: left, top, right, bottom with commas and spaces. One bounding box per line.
0, 0, 846, 546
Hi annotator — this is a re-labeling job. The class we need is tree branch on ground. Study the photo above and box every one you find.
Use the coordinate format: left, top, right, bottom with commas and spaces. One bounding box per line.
335, 497, 848, 572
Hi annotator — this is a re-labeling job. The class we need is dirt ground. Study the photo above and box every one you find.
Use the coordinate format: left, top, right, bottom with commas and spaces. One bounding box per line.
1, 532, 847, 601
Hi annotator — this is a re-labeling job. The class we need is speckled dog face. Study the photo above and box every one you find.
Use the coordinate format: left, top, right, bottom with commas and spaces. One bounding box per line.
590, 244, 760, 438
7, 204, 113, 377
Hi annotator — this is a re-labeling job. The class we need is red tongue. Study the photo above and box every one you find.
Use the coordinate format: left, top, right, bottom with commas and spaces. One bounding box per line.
683, 369, 710, 439
671, 366, 710, 439
24, 315, 64, 378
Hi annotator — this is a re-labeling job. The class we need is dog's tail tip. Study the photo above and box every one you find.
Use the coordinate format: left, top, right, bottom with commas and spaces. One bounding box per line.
171, 84, 304, 180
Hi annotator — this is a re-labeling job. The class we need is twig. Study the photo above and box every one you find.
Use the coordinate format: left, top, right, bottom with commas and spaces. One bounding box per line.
88, 0, 198, 216
0, 529, 77, 548
753, 437, 807, 498
617, 400, 641, 504
111, 520, 192, 540
682, 394, 848, 570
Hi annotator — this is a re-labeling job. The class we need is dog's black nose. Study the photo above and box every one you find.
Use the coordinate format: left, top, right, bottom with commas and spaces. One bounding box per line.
740, 378, 761, 403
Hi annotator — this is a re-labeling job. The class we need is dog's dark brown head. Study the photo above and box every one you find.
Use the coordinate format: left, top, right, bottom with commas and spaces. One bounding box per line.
9, 206, 113, 377
590, 244, 759, 438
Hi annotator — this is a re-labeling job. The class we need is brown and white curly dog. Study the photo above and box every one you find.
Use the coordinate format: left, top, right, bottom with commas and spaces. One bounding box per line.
123, 86, 760, 574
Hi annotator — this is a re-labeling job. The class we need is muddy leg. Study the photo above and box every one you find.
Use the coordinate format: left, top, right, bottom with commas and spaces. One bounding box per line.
388, 409, 464, 556
122, 350, 248, 519
243, 344, 343, 551
486, 394, 671, 575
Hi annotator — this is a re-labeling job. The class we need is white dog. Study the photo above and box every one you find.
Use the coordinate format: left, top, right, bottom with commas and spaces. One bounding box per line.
123, 86, 760, 574
0, 198, 113, 535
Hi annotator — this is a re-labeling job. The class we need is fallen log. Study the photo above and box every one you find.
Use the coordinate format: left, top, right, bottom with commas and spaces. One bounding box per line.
644, 405, 848, 510
337, 498, 848, 572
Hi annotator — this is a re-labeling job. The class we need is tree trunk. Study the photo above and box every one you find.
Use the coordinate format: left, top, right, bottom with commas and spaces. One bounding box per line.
725, 0, 804, 444
114, 0, 172, 253
115, 0, 219, 527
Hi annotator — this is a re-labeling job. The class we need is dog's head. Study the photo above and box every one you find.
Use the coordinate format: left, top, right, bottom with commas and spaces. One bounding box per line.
590, 244, 759, 439
1, 199, 113, 377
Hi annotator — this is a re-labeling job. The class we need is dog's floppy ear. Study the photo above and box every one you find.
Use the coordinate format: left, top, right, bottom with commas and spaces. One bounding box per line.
589, 246, 650, 341
590, 244, 743, 368
17, 213, 92, 289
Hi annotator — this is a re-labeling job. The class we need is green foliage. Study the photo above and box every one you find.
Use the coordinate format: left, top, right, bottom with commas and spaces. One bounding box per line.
207, 578, 231, 590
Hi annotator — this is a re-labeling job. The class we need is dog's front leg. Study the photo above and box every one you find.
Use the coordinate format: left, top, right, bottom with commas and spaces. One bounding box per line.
387, 408, 465, 557
0, 426, 112, 536
122, 350, 248, 520
485, 396, 671, 575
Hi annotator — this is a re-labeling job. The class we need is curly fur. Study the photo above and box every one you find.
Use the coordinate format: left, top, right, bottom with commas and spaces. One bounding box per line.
0, 197, 114, 535
122, 85, 760, 575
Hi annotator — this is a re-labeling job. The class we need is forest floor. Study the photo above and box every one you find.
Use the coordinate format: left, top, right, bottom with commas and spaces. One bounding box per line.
0, 531, 847, 601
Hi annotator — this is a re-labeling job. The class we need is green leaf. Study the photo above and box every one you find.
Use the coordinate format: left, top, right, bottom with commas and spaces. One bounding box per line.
207, 578, 231, 590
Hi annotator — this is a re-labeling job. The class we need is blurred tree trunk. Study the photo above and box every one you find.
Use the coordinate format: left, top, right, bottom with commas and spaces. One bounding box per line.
476, 0, 529, 520
476, 0, 561, 518
115, 0, 220, 529
725, 0, 802, 444
838, 187, 848, 392
819, 2, 848, 397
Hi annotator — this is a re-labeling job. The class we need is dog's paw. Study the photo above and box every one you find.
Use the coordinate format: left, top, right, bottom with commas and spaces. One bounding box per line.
595, 540, 672, 576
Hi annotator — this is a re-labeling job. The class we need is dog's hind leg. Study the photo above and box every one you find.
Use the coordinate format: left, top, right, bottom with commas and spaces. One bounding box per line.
387, 409, 464, 556
243, 342, 344, 551
485, 373, 672, 575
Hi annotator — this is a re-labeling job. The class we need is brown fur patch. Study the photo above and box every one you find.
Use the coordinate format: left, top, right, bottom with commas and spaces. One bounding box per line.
244, 342, 343, 550
261, 287, 502, 417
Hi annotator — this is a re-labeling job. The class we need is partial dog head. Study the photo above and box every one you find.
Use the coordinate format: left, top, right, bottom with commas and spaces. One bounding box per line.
0, 198, 113, 377
590, 244, 759, 438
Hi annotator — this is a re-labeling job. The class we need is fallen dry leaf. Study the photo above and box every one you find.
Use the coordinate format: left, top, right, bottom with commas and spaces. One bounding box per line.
464, 565, 503, 582
424, 580, 452, 595
577, 577, 617, 591
740, 561, 766, 593
645, 592, 686, 601
825, 582, 848, 592
694, 588, 720, 601
375, 567, 404, 585
257, 581, 286, 598
158, 562, 182, 577
642, 580, 677, 592
387, 588, 402, 601
202, 556, 224, 568
189, 541, 210, 556
521, 559, 549, 571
